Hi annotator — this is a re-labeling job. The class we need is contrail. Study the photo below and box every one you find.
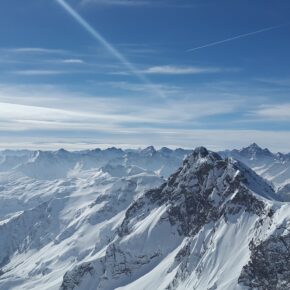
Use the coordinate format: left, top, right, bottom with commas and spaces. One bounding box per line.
188, 24, 286, 52
55, 0, 165, 98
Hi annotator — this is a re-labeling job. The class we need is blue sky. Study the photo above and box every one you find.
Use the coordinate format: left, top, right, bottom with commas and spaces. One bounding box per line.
0, 0, 290, 151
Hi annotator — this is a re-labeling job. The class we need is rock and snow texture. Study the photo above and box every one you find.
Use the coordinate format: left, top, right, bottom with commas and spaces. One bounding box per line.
0, 147, 191, 181
0, 147, 187, 290
0, 166, 163, 289
239, 218, 290, 290
58, 148, 290, 290
1, 146, 290, 290
221, 143, 290, 188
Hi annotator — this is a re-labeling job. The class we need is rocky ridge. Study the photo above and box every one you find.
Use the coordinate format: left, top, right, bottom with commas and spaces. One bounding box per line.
60, 147, 289, 290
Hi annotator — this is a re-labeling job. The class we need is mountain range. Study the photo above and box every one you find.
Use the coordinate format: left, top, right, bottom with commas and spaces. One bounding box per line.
0, 144, 290, 289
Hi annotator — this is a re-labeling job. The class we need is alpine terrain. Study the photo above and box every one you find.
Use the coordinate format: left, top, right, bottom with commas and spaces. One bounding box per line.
0, 145, 290, 290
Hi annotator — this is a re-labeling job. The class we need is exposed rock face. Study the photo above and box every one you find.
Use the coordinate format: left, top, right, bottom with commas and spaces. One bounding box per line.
60, 147, 283, 290
3, 145, 290, 290
239, 229, 290, 290
0, 201, 53, 267
220, 143, 290, 188
0, 159, 164, 290
277, 183, 290, 201
120, 147, 268, 238
61, 263, 95, 290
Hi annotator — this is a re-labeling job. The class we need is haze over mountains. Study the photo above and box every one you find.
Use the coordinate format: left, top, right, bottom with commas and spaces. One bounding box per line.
0, 144, 290, 289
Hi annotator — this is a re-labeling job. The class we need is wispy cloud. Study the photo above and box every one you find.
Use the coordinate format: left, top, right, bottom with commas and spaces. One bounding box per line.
12, 70, 68, 76
143, 65, 224, 75
102, 81, 183, 96
0, 83, 240, 133
0, 83, 290, 152
188, 24, 286, 52
110, 65, 236, 76
62, 59, 84, 64
56, 0, 165, 98
252, 104, 290, 121
255, 78, 290, 87
1, 130, 290, 152
0, 47, 87, 69
6, 47, 68, 54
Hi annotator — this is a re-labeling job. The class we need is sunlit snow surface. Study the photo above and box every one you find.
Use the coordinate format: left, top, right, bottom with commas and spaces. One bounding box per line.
0, 147, 186, 289
0, 145, 290, 290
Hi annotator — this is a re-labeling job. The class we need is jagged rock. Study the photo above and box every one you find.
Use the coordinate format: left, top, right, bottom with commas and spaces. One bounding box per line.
2, 146, 290, 290
121, 147, 268, 238
220, 143, 290, 188
61, 263, 95, 290
62, 147, 280, 290
239, 231, 290, 290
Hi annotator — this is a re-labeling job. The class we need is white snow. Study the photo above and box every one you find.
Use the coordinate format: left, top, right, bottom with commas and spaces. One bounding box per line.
1, 145, 290, 290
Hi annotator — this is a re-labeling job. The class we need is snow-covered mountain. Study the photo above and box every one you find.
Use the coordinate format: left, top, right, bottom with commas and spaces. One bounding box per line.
0, 164, 164, 289
221, 143, 290, 188
1, 146, 290, 289
0, 147, 191, 181
58, 147, 290, 290
0, 146, 189, 289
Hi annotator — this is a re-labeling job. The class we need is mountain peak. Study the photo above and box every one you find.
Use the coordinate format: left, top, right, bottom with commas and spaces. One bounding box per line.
61, 143, 279, 289
56, 148, 70, 156
159, 147, 172, 155
176, 147, 277, 202
105, 147, 122, 152
239, 143, 273, 159
192, 146, 209, 157
119, 147, 273, 242
248, 142, 261, 150
242, 143, 264, 153
185, 147, 222, 167
142, 146, 156, 155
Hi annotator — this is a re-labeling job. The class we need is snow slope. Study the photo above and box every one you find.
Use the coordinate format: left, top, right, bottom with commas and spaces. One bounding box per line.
0, 147, 190, 181
1, 146, 290, 290
58, 147, 290, 290
0, 166, 163, 290
221, 143, 290, 188
0, 146, 189, 289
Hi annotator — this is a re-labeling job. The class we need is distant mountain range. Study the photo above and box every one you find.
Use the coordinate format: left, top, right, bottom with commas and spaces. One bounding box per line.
0, 144, 290, 289
0, 146, 191, 180
221, 143, 290, 188
1, 143, 290, 188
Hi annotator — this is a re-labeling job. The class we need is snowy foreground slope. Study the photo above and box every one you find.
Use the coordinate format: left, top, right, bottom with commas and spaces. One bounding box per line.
1, 146, 290, 289
0, 147, 188, 289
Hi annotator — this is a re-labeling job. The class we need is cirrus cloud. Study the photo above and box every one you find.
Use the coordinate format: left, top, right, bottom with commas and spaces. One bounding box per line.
253, 104, 290, 121
143, 65, 224, 75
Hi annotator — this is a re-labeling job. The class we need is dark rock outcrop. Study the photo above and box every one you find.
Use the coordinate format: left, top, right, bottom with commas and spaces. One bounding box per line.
239, 230, 290, 290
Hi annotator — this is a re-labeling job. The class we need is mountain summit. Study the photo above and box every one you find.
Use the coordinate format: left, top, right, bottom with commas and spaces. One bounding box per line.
60, 147, 289, 290
221, 143, 290, 187
238, 143, 273, 159
1, 146, 290, 290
